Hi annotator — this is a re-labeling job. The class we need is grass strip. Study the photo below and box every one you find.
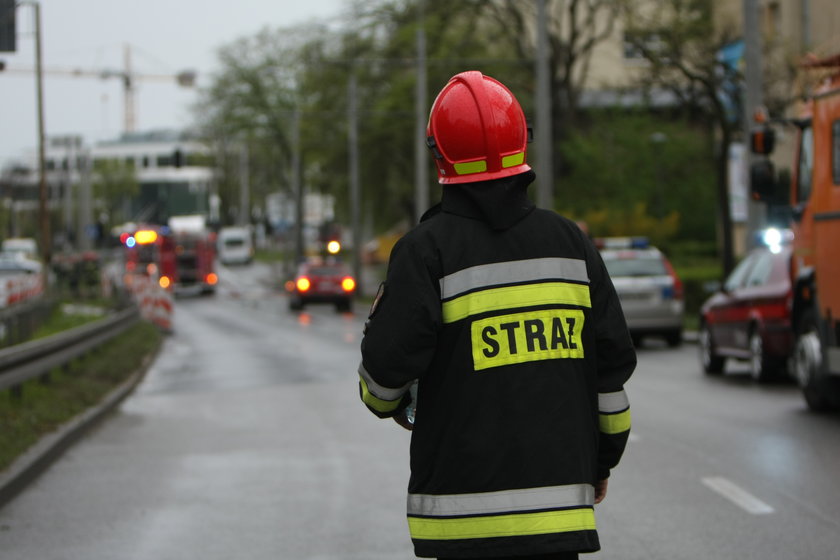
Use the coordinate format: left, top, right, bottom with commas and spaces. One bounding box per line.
0, 319, 162, 472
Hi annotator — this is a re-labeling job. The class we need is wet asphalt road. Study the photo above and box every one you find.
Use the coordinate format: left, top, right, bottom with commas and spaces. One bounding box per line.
1, 261, 839, 559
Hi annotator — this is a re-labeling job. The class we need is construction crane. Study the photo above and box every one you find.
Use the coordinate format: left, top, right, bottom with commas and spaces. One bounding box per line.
1, 43, 196, 133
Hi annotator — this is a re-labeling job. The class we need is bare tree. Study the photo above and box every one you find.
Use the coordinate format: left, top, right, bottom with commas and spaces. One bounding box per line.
483, 0, 620, 130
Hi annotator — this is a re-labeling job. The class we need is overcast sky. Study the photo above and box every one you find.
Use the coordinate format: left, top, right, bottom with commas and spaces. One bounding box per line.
0, 0, 347, 167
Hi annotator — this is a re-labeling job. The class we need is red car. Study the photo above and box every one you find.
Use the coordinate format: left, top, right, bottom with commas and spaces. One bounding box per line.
698, 240, 793, 382
286, 258, 356, 312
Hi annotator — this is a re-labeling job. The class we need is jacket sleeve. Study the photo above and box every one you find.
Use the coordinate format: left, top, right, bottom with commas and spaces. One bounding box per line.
358, 235, 441, 418
585, 237, 637, 480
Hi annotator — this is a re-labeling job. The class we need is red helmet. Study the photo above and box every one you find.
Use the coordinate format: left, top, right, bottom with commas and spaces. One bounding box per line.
426, 71, 531, 184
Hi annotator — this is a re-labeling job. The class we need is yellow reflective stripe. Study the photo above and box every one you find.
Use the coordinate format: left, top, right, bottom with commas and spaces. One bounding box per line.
471, 309, 585, 370
442, 282, 591, 324
453, 160, 488, 175
599, 409, 631, 434
501, 152, 525, 168
408, 508, 596, 541
359, 375, 402, 413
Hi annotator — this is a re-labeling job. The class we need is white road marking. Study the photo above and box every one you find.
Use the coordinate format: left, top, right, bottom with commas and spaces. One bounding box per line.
628, 432, 641, 443
701, 476, 775, 515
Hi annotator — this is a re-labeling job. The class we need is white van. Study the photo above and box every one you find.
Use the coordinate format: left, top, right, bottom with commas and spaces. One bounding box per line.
217, 227, 254, 265
2, 237, 38, 260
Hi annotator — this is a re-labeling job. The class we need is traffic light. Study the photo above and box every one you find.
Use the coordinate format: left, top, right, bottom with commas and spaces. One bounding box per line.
750, 125, 776, 155
0, 0, 16, 53
749, 158, 776, 202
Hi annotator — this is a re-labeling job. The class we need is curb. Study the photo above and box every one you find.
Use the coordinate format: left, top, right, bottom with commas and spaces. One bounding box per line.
0, 341, 161, 509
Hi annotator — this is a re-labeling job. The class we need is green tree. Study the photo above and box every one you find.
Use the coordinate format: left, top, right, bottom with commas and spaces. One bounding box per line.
619, 0, 741, 273
92, 159, 139, 226
193, 24, 328, 230
560, 109, 716, 244
298, 0, 534, 230
481, 0, 620, 129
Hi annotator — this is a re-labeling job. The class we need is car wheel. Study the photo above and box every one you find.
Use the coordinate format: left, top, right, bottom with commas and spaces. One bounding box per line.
665, 329, 683, 348
699, 324, 725, 374
793, 307, 835, 411
335, 299, 352, 313
748, 329, 776, 382
289, 297, 304, 312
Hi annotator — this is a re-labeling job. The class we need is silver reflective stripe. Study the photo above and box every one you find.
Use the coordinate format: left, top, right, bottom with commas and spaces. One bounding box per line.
357, 361, 412, 401
440, 258, 590, 300
598, 390, 629, 413
407, 484, 594, 517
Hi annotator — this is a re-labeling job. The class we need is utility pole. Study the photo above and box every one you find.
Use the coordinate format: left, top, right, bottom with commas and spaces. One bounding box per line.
348, 71, 362, 293
742, 0, 765, 247
123, 44, 136, 133
239, 143, 250, 226
21, 1, 51, 269
291, 109, 303, 266
414, 0, 429, 223
61, 137, 75, 250
78, 149, 93, 251
534, 0, 554, 210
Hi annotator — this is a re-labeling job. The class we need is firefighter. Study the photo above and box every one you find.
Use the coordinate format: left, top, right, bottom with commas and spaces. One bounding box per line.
358, 70, 636, 560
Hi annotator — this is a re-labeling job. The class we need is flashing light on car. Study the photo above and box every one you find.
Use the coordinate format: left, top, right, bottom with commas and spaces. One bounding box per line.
133, 230, 158, 245
341, 276, 356, 292
327, 240, 341, 255
159, 276, 171, 289
757, 227, 793, 254
596, 236, 650, 250
205, 273, 219, 286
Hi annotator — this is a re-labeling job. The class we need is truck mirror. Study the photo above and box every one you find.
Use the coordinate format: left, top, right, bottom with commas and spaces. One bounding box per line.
750, 159, 776, 201
750, 126, 775, 155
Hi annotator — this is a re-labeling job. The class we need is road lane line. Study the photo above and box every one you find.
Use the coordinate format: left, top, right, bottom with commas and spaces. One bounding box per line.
701, 476, 775, 515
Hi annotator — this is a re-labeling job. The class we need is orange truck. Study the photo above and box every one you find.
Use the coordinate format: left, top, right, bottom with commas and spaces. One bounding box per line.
751, 53, 840, 410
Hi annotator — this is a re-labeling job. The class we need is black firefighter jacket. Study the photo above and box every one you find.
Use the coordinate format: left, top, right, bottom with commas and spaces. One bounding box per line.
358, 170, 636, 558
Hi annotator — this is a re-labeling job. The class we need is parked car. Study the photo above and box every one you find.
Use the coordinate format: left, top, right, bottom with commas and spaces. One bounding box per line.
217, 226, 254, 265
698, 236, 793, 381
286, 258, 356, 312
1, 237, 38, 261
598, 237, 684, 348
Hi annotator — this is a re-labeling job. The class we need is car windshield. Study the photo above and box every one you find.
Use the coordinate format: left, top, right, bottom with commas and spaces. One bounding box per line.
603, 255, 667, 277
306, 266, 348, 276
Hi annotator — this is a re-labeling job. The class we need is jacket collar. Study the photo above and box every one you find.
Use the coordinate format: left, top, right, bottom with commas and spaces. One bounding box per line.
438, 170, 536, 231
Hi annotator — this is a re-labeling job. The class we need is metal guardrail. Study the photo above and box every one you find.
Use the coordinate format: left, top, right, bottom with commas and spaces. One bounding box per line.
0, 306, 140, 393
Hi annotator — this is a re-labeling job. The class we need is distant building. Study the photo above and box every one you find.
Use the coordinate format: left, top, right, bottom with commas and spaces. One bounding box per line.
0, 129, 215, 245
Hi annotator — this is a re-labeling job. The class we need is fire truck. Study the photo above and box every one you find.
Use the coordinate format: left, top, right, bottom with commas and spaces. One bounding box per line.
122, 215, 218, 295
751, 52, 840, 410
